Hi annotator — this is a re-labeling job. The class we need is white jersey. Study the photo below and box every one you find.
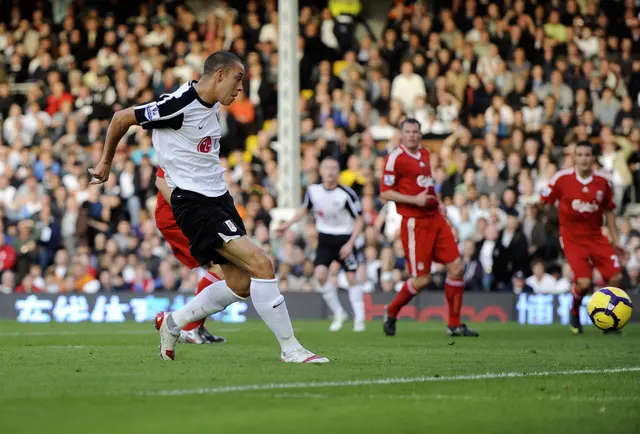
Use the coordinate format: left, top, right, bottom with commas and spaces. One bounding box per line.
134, 81, 227, 197
303, 183, 361, 236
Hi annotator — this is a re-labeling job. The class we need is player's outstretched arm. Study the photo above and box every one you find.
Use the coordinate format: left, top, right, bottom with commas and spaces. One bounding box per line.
89, 107, 139, 184
275, 206, 308, 236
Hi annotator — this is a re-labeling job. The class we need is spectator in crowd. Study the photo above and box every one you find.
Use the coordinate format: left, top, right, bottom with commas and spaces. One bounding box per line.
525, 259, 564, 294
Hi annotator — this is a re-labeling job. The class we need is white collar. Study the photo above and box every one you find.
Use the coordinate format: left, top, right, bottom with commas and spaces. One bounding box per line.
575, 171, 593, 185
400, 145, 421, 160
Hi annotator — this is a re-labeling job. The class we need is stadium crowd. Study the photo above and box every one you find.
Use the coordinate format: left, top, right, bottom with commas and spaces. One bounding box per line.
0, 0, 639, 295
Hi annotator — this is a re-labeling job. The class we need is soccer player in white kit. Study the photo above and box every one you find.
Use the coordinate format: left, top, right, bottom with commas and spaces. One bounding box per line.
277, 157, 366, 332
90, 51, 328, 364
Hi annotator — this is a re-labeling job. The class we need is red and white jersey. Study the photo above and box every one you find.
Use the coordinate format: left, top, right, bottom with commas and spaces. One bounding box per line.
155, 167, 177, 230
380, 145, 437, 218
540, 168, 615, 239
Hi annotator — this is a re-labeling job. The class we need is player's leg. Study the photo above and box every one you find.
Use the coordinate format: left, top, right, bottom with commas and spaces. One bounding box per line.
345, 270, 365, 331
340, 243, 365, 332
562, 239, 593, 334
591, 238, 625, 334
192, 268, 229, 344
433, 217, 479, 337
157, 224, 226, 344
315, 244, 347, 331
178, 272, 215, 344
384, 217, 433, 336
167, 190, 326, 363
319, 264, 348, 331
218, 235, 328, 363
158, 265, 249, 359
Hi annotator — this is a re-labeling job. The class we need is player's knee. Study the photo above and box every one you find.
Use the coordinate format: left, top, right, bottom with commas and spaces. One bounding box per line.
227, 273, 251, 298
447, 259, 464, 279
412, 275, 429, 291
315, 267, 329, 285
576, 278, 592, 293
346, 272, 357, 286
248, 250, 276, 280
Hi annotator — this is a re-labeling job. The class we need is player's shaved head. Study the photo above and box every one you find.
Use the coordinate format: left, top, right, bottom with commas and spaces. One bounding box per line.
203, 51, 242, 76
198, 51, 244, 106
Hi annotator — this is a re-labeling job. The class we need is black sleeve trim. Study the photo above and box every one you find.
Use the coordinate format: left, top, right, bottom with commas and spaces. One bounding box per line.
141, 113, 184, 130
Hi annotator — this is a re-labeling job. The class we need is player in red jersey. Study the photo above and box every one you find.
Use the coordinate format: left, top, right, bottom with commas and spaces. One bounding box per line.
380, 118, 478, 337
540, 141, 625, 334
154, 167, 226, 344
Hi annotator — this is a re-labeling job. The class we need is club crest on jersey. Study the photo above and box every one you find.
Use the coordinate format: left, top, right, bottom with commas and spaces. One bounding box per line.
224, 220, 237, 232
197, 137, 213, 153
419, 162, 426, 167
582, 187, 589, 193
145, 103, 160, 121
596, 190, 603, 202
384, 174, 395, 186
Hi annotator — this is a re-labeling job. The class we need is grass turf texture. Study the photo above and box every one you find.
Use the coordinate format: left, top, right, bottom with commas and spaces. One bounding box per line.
0, 320, 639, 434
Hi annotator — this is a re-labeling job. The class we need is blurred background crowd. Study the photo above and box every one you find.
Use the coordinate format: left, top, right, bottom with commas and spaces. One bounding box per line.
0, 0, 639, 296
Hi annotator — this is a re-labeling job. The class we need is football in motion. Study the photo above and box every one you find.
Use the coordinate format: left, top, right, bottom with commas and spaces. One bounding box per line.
587, 287, 633, 331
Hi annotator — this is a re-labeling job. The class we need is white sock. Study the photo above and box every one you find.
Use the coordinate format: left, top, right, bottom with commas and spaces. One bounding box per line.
250, 277, 300, 354
348, 284, 365, 324
170, 280, 244, 333
320, 280, 344, 315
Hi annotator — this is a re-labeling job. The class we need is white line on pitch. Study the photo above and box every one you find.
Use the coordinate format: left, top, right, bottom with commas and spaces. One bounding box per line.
141, 366, 640, 397
0, 330, 155, 336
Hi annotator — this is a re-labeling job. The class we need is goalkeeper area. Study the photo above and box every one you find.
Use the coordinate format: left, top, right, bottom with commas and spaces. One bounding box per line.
1, 321, 639, 434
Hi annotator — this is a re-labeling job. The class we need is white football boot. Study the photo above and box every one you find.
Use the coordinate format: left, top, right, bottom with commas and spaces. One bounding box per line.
281, 346, 329, 364
353, 321, 366, 332
154, 311, 179, 360
328, 310, 348, 332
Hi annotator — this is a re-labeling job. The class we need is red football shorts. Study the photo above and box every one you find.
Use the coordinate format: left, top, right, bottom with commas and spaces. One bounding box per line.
400, 213, 460, 277
158, 223, 200, 270
561, 234, 622, 281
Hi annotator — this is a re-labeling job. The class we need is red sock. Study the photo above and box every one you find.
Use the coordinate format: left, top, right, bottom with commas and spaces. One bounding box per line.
387, 280, 418, 318
570, 284, 587, 316
445, 277, 464, 328
182, 275, 215, 331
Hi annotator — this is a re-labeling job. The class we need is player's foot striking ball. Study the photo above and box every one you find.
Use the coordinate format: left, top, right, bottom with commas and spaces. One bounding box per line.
587, 287, 633, 332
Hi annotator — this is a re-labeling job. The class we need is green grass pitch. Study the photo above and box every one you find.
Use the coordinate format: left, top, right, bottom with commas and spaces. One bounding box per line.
0, 320, 639, 434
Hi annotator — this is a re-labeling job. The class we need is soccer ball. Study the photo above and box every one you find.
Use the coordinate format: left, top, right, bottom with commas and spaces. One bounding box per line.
587, 287, 633, 331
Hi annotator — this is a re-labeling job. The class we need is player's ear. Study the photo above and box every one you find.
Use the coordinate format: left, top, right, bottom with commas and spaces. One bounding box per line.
214, 69, 224, 83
